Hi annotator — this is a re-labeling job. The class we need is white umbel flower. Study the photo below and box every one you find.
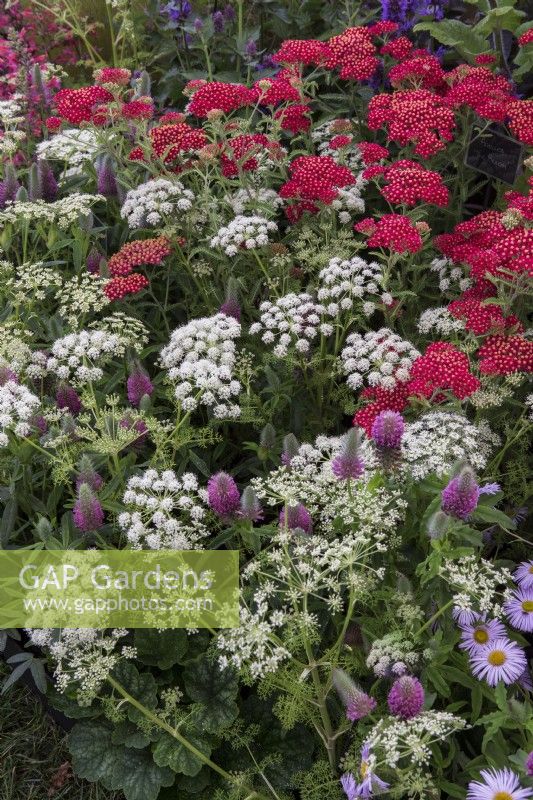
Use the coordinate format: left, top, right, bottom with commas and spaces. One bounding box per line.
160, 314, 241, 419
210, 215, 277, 256
120, 178, 195, 229
249, 293, 329, 358
318, 256, 387, 317
341, 328, 419, 391
0, 380, 40, 447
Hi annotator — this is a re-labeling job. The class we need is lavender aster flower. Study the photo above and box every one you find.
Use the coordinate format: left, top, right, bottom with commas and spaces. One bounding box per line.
355, 744, 390, 797
127, 367, 153, 407
279, 502, 313, 533
371, 410, 404, 449
331, 428, 364, 480
207, 471, 241, 518
469, 637, 527, 686
387, 675, 425, 719
441, 466, 480, 520
73, 483, 104, 532
467, 768, 533, 800
453, 605, 479, 626
514, 561, 533, 589
479, 482, 501, 495
56, 384, 82, 415
341, 773, 357, 800
333, 668, 377, 722
459, 617, 507, 654
504, 588, 533, 633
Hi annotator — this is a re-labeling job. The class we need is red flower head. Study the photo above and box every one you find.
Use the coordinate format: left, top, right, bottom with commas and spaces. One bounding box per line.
186, 82, 256, 117
45, 116, 63, 131
518, 28, 533, 47
380, 36, 413, 60
272, 39, 331, 66
121, 98, 154, 120
159, 111, 187, 125
367, 89, 455, 157
279, 155, 356, 205
388, 50, 445, 89
108, 237, 172, 277
507, 100, 533, 146
367, 21, 399, 36
252, 76, 300, 106
94, 67, 131, 86
105, 274, 149, 300
358, 141, 390, 164
474, 53, 497, 65
355, 213, 423, 253
53, 85, 114, 124
477, 335, 533, 375
274, 103, 311, 134
448, 297, 521, 336
136, 122, 207, 164
505, 180, 533, 221
219, 133, 280, 177
445, 66, 513, 122
374, 160, 449, 207
407, 342, 480, 401
353, 383, 410, 435
326, 26, 379, 80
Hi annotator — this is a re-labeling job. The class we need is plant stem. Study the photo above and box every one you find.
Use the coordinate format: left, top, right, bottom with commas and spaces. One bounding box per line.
414, 598, 454, 638
107, 675, 272, 800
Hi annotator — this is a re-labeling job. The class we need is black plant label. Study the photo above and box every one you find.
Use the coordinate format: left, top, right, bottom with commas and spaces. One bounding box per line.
465, 124, 523, 185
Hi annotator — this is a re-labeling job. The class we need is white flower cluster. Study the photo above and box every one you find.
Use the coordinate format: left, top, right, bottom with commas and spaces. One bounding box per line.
330, 177, 366, 223
526, 393, 533, 421
120, 178, 194, 228
0, 322, 33, 374
57, 273, 110, 326
0, 128, 26, 157
27, 328, 137, 386
417, 307, 465, 336
251, 435, 405, 541
27, 628, 133, 699
249, 293, 330, 358
0, 194, 104, 228
0, 96, 25, 156
160, 313, 241, 419
366, 631, 422, 678
0, 380, 41, 447
0, 97, 24, 126
430, 257, 472, 294
402, 412, 499, 480
441, 555, 513, 622
317, 256, 389, 318
217, 598, 290, 679
3, 260, 62, 304
36, 129, 99, 178
118, 469, 210, 550
225, 187, 282, 216
367, 712, 467, 770
210, 215, 277, 256
341, 328, 420, 391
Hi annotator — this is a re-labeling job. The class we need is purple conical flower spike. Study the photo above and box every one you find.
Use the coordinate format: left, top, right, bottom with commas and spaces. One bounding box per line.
73, 483, 104, 532
127, 366, 153, 407
279, 502, 313, 534
37, 160, 58, 202
387, 675, 425, 719
75, 455, 103, 492
207, 472, 241, 518
87, 248, 104, 274
281, 433, 299, 467
239, 486, 263, 522
441, 465, 480, 520
332, 428, 364, 480
333, 668, 376, 722
219, 296, 241, 321
371, 410, 404, 449
0, 366, 17, 386
96, 155, 118, 197
56, 384, 82, 415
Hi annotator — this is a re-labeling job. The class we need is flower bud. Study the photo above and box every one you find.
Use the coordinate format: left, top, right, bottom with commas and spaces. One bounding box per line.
281, 433, 299, 466
73, 483, 104, 532
441, 465, 480, 520
207, 472, 241, 518
333, 668, 376, 721
331, 428, 364, 480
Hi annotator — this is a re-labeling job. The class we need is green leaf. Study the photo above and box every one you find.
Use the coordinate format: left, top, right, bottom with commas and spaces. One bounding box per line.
471, 683, 483, 722
438, 780, 467, 798
413, 20, 488, 55
471, 505, 516, 529
69, 722, 174, 800
134, 629, 188, 670
183, 657, 239, 733
112, 662, 158, 723
152, 731, 212, 776
474, 6, 525, 34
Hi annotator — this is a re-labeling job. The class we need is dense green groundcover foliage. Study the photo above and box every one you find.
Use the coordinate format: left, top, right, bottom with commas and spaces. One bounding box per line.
0, 1, 532, 799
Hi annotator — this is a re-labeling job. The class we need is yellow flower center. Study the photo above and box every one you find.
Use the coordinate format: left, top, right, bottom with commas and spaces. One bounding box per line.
360, 762, 368, 779
473, 629, 489, 644
494, 793, 513, 800
521, 600, 533, 612
488, 649, 506, 666
529, 565, 533, 574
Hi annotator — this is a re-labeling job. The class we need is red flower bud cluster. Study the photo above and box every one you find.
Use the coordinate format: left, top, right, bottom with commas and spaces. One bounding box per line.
354, 213, 423, 253
507, 99, 533, 146
53, 85, 113, 124
326, 26, 379, 80
105, 274, 149, 300
477, 335, 533, 375
445, 66, 513, 122
272, 39, 330, 66
518, 28, 533, 46
354, 383, 410, 435
274, 103, 311, 134
380, 36, 413, 60
368, 160, 449, 207
358, 142, 390, 164
129, 122, 207, 164
252, 76, 300, 105
220, 133, 282, 177
94, 67, 131, 86
388, 50, 445, 89
407, 342, 480, 401
279, 155, 356, 205
121, 99, 154, 120
367, 89, 455, 157
448, 297, 521, 336
105, 237, 173, 301
186, 81, 256, 117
